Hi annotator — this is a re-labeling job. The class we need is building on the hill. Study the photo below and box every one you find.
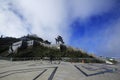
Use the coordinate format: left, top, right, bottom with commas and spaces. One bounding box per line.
8, 41, 22, 53
27, 40, 34, 47
8, 40, 35, 54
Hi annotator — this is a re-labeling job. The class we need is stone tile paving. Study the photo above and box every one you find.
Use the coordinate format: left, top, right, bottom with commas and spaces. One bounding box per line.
0, 60, 120, 80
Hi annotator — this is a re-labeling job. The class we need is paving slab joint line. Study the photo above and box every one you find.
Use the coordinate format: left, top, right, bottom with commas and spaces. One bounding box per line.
33, 69, 47, 80
0, 67, 57, 74
48, 67, 58, 80
74, 65, 88, 77
74, 65, 115, 77
0, 69, 45, 79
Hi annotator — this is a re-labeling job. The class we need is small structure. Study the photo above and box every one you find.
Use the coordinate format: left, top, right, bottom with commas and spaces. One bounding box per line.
55, 35, 64, 44
0, 35, 3, 38
8, 40, 35, 54
44, 40, 51, 45
27, 40, 34, 47
8, 41, 22, 53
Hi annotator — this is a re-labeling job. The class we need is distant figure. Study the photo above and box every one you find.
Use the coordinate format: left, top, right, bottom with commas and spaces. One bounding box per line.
11, 45, 13, 52
50, 55, 53, 64
1, 35, 3, 38
55, 35, 64, 44
9, 43, 13, 53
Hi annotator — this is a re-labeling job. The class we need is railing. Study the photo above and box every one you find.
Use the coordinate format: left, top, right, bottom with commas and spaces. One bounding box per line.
62, 58, 105, 63
0, 57, 105, 63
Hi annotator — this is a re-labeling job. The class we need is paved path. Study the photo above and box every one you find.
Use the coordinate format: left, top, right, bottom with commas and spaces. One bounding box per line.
0, 60, 120, 80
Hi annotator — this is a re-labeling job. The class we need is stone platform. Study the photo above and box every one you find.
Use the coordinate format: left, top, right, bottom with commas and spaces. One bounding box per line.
0, 60, 120, 80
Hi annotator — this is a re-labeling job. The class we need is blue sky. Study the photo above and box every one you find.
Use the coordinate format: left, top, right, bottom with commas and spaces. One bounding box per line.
0, 0, 120, 58
70, 3, 120, 57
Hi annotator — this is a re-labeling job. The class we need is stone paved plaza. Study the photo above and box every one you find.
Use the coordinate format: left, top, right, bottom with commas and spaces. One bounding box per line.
0, 60, 120, 80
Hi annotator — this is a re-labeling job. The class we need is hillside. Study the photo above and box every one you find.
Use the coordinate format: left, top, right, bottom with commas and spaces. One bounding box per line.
0, 37, 19, 56
0, 35, 104, 63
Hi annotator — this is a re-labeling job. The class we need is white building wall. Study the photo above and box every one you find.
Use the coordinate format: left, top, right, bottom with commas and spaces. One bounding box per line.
8, 41, 22, 53
27, 40, 34, 47
8, 40, 35, 54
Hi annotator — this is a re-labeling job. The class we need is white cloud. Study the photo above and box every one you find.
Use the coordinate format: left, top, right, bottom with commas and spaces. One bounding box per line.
0, 0, 70, 43
68, 0, 116, 20
0, 1, 28, 37
18, 0, 68, 43
0, 0, 118, 47
97, 19, 120, 57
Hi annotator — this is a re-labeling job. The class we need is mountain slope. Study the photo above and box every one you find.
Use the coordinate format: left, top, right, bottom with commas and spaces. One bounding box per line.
0, 35, 104, 63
